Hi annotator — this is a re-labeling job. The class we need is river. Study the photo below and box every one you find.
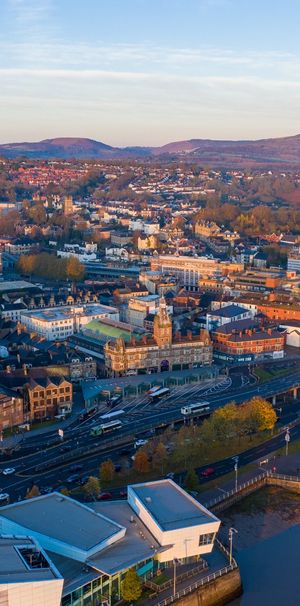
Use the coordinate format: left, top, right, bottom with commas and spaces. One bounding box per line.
219, 487, 300, 605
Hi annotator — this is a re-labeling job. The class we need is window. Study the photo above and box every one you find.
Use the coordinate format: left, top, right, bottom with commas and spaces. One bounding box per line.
199, 533, 215, 546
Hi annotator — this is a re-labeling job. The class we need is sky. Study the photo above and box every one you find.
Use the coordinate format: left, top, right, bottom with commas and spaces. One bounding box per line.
1, 0, 300, 145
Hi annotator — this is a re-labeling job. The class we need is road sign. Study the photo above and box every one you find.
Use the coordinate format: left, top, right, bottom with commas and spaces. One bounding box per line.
285, 432, 290, 443
58, 429, 64, 439
234, 463, 238, 471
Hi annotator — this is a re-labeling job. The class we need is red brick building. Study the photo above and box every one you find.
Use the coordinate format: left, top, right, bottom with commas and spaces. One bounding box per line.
212, 319, 285, 363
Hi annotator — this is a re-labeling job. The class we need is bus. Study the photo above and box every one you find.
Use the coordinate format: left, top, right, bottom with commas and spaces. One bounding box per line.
90, 420, 122, 436
108, 394, 123, 407
147, 385, 162, 396
181, 402, 211, 416
149, 387, 170, 401
100, 410, 125, 421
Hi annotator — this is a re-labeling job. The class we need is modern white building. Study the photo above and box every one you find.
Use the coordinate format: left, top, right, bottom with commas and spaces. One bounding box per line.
0, 480, 220, 606
20, 303, 119, 341
206, 303, 254, 331
0, 535, 63, 606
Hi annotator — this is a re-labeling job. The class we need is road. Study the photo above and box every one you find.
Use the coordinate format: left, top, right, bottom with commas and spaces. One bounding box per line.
1, 367, 300, 502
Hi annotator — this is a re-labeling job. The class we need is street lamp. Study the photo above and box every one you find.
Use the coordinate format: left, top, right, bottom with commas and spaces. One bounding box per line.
285, 428, 290, 456
228, 527, 238, 566
173, 558, 179, 596
232, 456, 239, 492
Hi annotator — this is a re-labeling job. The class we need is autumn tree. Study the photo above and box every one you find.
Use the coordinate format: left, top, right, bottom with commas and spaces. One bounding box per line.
65, 256, 85, 282
134, 450, 150, 473
121, 568, 142, 602
100, 459, 115, 483
153, 442, 168, 474
83, 476, 100, 500
26, 484, 40, 499
243, 397, 277, 435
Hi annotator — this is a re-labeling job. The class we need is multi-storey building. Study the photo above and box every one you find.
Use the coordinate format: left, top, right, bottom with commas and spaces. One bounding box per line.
0, 389, 24, 432
0, 481, 220, 606
0, 536, 63, 606
20, 303, 119, 341
288, 252, 300, 274
150, 255, 243, 290
105, 298, 212, 375
212, 319, 285, 363
25, 376, 72, 421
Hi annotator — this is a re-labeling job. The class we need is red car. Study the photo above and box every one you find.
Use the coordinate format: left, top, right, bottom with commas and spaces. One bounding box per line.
97, 492, 113, 500
201, 467, 215, 477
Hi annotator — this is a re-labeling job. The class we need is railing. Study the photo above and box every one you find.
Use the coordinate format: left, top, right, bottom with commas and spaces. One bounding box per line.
216, 538, 238, 567
153, 564, 237, 606
204, 472, 267, 508
145, 562, 208, 593
205, 471, 300, 509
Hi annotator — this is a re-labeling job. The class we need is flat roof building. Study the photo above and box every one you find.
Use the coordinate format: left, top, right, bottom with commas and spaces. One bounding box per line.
0, 481, 220, 606
20, 303, 119, 341
0, 535, 63, 606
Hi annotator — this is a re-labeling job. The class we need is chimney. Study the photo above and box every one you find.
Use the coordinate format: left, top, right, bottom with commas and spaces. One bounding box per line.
187, 330, 193, 340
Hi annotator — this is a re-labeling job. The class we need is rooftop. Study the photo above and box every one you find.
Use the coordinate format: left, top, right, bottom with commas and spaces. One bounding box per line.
209, 304, 249, 318
21, 303, 118, 323
87, 501, 164, 575
0, 494, 124, 553
0, 535, 62, 583
130, 480, 218, 531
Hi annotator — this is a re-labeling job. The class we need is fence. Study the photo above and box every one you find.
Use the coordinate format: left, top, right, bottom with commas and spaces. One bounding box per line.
204, 471, 300, 510
145, 562, 208, 594
153, 564, 237, 606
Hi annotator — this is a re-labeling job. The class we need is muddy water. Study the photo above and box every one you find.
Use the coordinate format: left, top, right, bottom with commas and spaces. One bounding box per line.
220, 487, 300, 605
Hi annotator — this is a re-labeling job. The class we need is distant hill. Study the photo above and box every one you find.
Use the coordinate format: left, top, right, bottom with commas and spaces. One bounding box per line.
2, 134, 300, 165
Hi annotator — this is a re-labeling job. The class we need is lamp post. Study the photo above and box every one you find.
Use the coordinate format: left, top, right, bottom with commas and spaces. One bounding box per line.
232, 456, 239, 492
173, 559, 179, 597
228, 527, 238, 566
285, 428, 290, 456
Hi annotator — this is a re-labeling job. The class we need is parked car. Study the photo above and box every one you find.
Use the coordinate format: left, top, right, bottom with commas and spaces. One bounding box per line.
66, 474, 81, 484
119, 489, 127, 498
40, 486, 53, 495
166, 472, 175, 480
68, 464, 83, 473
201, 467, 215, 477
60, 444, 72, 453
2, 468, 15, 475
97, 492, 113, 500
79, 474, 91, 486
0, 492, 10, 504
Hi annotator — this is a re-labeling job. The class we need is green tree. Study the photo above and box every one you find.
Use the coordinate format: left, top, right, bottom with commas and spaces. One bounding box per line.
83, 476, 100, 500
184, 469, 199, 492
26, 484, 40, 499
121, 568, 142, 602
100, 459, 115, 483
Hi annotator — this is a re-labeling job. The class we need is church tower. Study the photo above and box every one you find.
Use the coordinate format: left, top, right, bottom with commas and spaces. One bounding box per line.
153, 297, 172, 348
